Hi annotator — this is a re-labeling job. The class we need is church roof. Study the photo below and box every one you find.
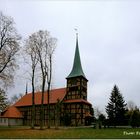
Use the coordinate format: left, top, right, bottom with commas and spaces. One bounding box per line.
67, 34, 87, 79
1, 106, 23, 118
1, 87, 91, 118
14, 88, 91, 107
14, 88, 66, 107
64, 99, 91, 105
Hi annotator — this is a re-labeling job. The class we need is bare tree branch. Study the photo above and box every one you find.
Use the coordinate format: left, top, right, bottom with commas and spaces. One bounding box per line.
0, 11, 21, 88
26, 30, 57, 129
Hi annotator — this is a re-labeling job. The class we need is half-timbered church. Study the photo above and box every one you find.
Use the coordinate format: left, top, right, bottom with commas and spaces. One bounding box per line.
0, 34, 93, 126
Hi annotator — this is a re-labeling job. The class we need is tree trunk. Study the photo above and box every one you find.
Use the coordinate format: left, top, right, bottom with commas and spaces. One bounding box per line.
31, 104, 35, 129
47, 55, 52, 129
31, 70, 35, 129
55, 99, 61, 129
47, 82, 50, 129
40, 78, 45, 130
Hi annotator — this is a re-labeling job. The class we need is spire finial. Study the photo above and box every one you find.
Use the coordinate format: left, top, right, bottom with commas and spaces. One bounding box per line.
74, 28, 78, 39
25, 82, 28, 95
74, 28, 78, 47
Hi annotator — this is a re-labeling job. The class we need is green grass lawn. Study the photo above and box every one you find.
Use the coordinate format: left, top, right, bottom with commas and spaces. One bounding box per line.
0, 126, 140, 139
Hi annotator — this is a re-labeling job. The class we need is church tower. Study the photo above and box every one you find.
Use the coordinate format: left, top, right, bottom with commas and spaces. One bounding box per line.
62, 33, 92, 126
66, 33, 88, 100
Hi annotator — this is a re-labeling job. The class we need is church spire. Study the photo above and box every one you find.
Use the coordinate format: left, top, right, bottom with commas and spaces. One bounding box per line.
67, 32, 86, 79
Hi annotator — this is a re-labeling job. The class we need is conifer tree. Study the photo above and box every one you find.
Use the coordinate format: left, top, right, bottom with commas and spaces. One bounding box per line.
106, 85, 126, 126
0, 88, 9, 113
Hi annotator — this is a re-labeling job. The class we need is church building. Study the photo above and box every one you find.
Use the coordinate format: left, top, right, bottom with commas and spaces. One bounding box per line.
0, 34, 93, 126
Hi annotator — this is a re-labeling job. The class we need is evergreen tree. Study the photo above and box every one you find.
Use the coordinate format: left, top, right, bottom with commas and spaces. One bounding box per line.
0, 88, 9, 113
106, 85, 126, 126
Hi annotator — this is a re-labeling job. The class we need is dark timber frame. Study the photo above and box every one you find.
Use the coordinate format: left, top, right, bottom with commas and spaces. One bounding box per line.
14, 33, 93, 126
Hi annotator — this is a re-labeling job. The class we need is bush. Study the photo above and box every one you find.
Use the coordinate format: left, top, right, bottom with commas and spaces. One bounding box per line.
130, 110, 140, 128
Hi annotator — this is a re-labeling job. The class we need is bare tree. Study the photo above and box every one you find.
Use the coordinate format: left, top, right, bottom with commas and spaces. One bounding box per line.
9, 93, 23, 105
25, 36, 39, 129
46, 37, 56, 129
94, 106, 102, 119
26, 30, 57, 129
0, 11, 21, 88
127, 101, 136, 110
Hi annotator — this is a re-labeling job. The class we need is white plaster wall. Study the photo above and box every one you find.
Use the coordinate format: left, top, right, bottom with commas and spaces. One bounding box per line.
0, 118, 23, 126
8, 118, 23, 126
0, 118, 8, 126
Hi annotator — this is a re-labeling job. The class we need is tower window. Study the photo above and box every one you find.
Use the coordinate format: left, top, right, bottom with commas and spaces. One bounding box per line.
69, 86, 78, 91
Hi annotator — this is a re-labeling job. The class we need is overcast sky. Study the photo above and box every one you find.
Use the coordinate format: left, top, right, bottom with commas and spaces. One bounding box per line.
1, 0, 140, 113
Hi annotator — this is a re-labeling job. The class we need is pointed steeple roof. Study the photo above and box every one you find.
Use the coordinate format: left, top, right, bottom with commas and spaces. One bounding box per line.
67, 33, 86, 79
